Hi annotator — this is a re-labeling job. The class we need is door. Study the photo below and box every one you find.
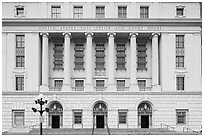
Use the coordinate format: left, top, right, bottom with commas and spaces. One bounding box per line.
96, 115, 104, 128
141, 115, 149, 128
52, 115, 60, 128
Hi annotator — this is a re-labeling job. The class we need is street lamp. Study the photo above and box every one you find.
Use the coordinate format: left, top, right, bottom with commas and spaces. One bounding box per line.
32, 94, 49, 135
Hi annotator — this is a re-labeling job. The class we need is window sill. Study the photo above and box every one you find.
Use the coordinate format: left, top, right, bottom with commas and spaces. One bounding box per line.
14, 15, 26, 18
15, 67, 25, 69
175, 15, 186, 18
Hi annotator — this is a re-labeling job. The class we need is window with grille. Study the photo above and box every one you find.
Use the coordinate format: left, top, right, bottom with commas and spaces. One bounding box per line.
116, 44, 126, 70
12, 110, 25, 127
140, 7, 149, 18
53, 44, 64, 70
51, 6, 61, 18
176, 35, 184, 68
16, 35, 25, 67
96, 6, 105, 18
117, 80, 125, 91
118, 110, 128, 124
74, 111, 82, 124
74, 6, 83, 18
16, 76, 24, 91
138, 80, 146, 91
176, 8, 184, 16
177, 77, 184, 90
118, 6, 127, 18
74, 44, 84, 70
137, 44, 147, 70
75, 80, 84, 91
95, 44, 105, 70
96, 80, 105, 91
176, 110, 187, 124
54, 80, 63, 88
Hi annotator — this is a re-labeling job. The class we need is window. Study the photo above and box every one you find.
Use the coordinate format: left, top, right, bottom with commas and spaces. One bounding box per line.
74, 44, 84, 70
74, 6, 83, 18
95, 44, 105, 70
116, 44, 126, 70
118, 6, 127, 18
176, 7, 184, 16
117, 80, 125, 91
137, 44, 147, 70
96, 80, 105, 91
12, 110, 25, 127
176, 35, 184, 68
75, 80, 84, 91
177, 77, 184, 90
15, 5, 25, 16
138, 80, 146, 91
51, 6, 61, 18
118, 110, 128, 124
176, 109, 187, 124
73, 111, 82, 124
16, 35, 25, 67
140, 7, 149, 18
54, 80, 63, 88
96, 6, 105, 18
16, 76, 24, 91
53, 44, 64, 70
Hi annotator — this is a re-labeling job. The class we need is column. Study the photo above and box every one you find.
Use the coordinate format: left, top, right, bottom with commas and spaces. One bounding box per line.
85, 32, 94, 92
40, 33, 49, 91
129, 33, 139, 91
62, 32, 72, 91
107, 32, 116, 91
151, 33, 161, 91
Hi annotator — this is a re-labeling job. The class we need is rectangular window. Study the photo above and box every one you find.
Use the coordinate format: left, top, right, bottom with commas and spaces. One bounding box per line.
96, 6, 105, 18
74, 111, 82, 124
16, 76, 24, 91
74, 44, 84, 70
116, 44, 126, 70
176, 8, 184, 16
176, 35, 184, 48
75, 80, 84, 91
51, 6, 61, 18
118, 110, 128, 124
176, 109, 187, 124
12, 110, 25, 127
53, 44, 64, 70
54, 80, 63, 88
96, 80, 105, 91
74, 6, 83, 18
138, 80, 146, 91
117, 80, 125, 91
177, 77, 184, 90
95, 44, 105, 70
140, 7, 149, 18
118, 6, 127, 18
176, 56, 184, 68
137, 44, 147, 70
16, 7, 24, 16
176, 35, 184, 68
16, 35, 25, 67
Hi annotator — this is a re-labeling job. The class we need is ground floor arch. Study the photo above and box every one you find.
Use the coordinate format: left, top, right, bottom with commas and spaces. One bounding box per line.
48, 101, 63, 128
138, 101, 153, 128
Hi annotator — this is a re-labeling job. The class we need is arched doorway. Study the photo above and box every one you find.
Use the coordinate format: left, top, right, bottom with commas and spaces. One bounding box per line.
93, 101, 108, 128
48, 101, 63, 128
138, 102, 152, 128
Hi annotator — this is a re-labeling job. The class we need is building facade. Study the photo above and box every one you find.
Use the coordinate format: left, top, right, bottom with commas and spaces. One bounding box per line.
2, 2, 202, 132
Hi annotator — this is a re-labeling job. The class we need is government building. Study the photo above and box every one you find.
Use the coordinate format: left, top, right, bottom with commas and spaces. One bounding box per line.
2, 2, 202, 133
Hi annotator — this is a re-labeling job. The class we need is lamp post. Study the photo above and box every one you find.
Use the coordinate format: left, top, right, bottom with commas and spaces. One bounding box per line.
32, 94, 49, 135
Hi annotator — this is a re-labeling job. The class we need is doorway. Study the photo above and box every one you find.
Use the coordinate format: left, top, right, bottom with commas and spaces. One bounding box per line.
96, 115, 104, 128
52, 115, 60, 128
141, 115, 149, 128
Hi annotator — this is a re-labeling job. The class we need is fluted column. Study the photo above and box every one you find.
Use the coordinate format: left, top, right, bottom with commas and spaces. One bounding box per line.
40, 33, 49, 91
151, 33, 161, 91
62, 32, 71, 91
129, 32, 139, 91
107, 32, 116, 91
85, 32, 94, 92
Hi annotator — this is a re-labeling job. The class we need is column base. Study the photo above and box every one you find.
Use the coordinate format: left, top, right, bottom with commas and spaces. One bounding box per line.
85, 84, 94, 92
107, 85, 116, 92
62, 84, 72, 91
40, 85, 49, 91
152, 85, 161, 91
129, 84, 139, 92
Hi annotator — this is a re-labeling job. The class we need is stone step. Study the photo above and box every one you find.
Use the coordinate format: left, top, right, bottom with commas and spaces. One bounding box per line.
7, 127, 30, 133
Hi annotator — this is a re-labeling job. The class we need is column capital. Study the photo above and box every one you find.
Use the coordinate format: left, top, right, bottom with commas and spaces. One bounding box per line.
107, 32, 116, 37
151, 32, 161, 39
40, 32, 49, 37
62, 32, 71, 38
85, 32, 94, 37
129, 32, 138, 37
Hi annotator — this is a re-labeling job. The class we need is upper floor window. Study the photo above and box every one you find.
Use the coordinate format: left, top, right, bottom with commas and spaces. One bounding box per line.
75, 80, 84, 91
116, 44, 126, 70
74, 6, 83, 18
16, 35, 25, 68
95, 44, 105, 70
96, 80, 105, 91
54, 80, 63, 88
12, 110, 25, 127
176, 35, 184, 48
140, 7, 149, 18
138, 80, 146, 91
137, 44, 147, 70
16, 76, 24, 91
51, 6, 61, 18
176, 35, 185, 68
176, 76, 184, 90
53, 44, 64, 70
15, 5, 25, 17
74, 44, 85, 70
96, 6, 105, 18
117, 80, 125, 91
118, 6, 127, 18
